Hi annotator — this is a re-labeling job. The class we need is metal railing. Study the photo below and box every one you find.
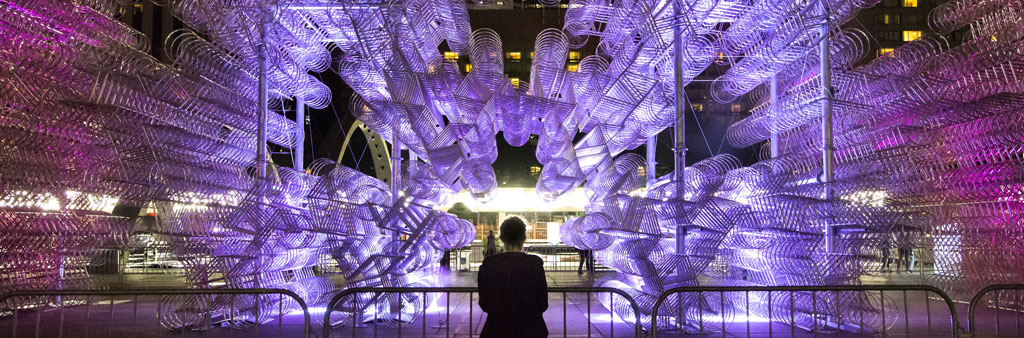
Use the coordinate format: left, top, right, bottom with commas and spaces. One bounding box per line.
447, 245, 609, 272
969, 284, 1024, 337
0, 288, 310, 338
323, 286, 642, 337
651, 285, 961, 338
15, 284, 1024, 337
123, 246, 185, 274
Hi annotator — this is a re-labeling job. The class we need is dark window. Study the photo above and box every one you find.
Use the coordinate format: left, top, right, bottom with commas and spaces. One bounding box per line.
876, 31, 902, 41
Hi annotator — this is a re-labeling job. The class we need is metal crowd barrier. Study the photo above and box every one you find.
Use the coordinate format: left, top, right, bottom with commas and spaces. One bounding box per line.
323, 286, 643, 338
651, 285, 961, 338
969, 284, 1024, 337
0, 288, 310, 338
16, 284, 1024, 337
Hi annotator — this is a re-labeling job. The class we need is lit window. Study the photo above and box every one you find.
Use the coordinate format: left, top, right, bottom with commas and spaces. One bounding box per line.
691, 104, 704, 112
731, 104, 742, 112
530, 166, 542, 176
506, 52, 521, 61
637, 166, 646, 176
465, 64, 472, 72
443, 51, 459, 60
882, 14, 890, 24
568, 51, 580, 60
877, 48, 896, 57
567, 63, 578, 72
530, 51, 535, 59
903, 0, 917, 7
510, 77, 520, 86
903, 30, 922, 42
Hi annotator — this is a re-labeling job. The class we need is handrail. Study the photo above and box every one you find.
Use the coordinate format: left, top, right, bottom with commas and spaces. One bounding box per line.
651, 284, 960, 337
324, 286, 643, 337
968, 283, 1024, 334
0, 288, 311, 338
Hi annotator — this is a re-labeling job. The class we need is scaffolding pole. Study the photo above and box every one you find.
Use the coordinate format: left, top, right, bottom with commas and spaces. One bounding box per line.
391, 121, 402, 197
646, 137, 657, 186
294, 97, 305, 171
770, 74, 780, 158
820, 3, 835, 252
256, 10, 269, 182
673, 0, 688, 277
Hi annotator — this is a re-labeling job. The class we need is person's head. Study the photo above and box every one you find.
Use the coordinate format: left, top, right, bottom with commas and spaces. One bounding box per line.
499, 217, 527, 251
489, 230, 494, 236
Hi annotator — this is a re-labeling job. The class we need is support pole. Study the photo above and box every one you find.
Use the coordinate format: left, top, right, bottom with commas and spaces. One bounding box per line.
390, 121, 401, 242
253, 7, 273, 290
256, 10, 269, 183
769, 74, 781, 158
646, 136, 657, 186
820, 2, 835, 252
294, 97, 305, 171
673, 0, 688, 277
391, 121, 402, 197
672, 10, 687, 199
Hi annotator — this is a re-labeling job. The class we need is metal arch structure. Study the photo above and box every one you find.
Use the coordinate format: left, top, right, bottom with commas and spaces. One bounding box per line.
338, 120, 393, 184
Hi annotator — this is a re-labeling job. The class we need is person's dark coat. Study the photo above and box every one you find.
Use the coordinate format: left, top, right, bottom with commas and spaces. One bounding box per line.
478, 252, 548, 338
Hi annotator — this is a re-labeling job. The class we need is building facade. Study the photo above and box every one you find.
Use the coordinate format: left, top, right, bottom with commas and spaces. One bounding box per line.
852, 0, 944, 61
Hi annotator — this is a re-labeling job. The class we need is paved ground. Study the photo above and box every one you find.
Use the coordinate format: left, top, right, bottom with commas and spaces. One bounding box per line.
0, 269, 1019, 337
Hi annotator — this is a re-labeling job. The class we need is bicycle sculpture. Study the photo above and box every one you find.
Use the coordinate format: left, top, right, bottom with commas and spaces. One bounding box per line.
561, 0, 1024, 332
0, 0, 474, 329
2, 0, 1023, 334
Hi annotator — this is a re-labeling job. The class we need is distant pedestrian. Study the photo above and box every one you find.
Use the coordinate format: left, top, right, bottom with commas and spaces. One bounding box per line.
484, 231, 497, 257
577, 249, 593, 275
881, 241, 892, 272
897, 245, 912, 273
895, 230, 914, 273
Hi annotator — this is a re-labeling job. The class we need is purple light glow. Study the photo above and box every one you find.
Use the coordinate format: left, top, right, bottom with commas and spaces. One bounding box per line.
3, 0, 1024, 334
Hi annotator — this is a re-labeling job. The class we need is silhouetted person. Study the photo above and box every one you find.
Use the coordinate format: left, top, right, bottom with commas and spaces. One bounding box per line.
577, 249, 593, 275
894, 230, 914, 273
896, 231, 912, 273
881, 246, 891, 272
478, 217, 548, 338
881, 234, 893, 272
896, 245, 911, 273
484, 231, 497, 257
